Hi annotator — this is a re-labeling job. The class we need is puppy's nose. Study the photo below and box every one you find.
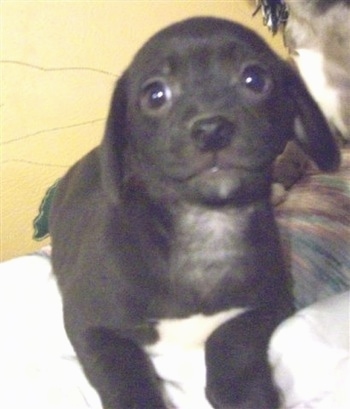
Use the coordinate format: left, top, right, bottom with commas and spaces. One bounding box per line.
191, 116, 235, 152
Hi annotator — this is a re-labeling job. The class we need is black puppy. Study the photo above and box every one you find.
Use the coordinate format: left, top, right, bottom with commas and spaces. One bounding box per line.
50, 17, 340, 409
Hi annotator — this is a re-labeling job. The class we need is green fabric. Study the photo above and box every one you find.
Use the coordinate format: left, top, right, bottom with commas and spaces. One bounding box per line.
33, 179, 60, 241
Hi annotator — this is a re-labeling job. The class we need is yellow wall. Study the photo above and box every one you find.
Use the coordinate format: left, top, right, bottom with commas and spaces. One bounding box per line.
1, 1, 286, 261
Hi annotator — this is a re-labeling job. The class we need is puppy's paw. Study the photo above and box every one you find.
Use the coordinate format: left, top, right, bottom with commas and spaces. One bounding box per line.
273, 141, 309, 190
206, 378, 280, 409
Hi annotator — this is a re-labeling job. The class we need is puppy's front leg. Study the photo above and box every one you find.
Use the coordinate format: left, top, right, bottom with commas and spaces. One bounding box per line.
78, 327, 166, 409
205, 310, 281, 409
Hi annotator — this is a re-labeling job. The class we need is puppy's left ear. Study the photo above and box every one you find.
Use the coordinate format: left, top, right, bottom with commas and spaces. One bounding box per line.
286, 67, 341, 171
99, 72, 128, 204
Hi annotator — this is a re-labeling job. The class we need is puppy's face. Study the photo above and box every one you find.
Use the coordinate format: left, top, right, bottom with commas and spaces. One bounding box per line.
103, 18, 339, 205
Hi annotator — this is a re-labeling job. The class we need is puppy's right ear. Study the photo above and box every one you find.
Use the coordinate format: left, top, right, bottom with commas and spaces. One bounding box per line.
99, 72, 128, 204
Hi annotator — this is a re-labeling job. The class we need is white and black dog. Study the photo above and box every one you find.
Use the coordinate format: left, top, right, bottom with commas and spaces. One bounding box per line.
50, 17, 340, 409
285, 0, 350, 142
253, 0, 350, 142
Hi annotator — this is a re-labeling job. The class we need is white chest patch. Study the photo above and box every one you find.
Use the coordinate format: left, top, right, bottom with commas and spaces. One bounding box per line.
144, 308, 247, 409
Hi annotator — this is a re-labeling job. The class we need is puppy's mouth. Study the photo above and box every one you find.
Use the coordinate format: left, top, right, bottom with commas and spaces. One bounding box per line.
168, 152, 268, 204
178, 152, 254, 182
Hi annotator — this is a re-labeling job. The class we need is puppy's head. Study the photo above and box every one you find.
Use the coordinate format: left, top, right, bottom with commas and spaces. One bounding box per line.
101, 17, 340, 206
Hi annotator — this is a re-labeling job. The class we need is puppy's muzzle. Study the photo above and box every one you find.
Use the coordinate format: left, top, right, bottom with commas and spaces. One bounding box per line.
191, 116, 236, 152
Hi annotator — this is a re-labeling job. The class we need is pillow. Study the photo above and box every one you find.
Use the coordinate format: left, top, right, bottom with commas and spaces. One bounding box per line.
276, 146, 350, 308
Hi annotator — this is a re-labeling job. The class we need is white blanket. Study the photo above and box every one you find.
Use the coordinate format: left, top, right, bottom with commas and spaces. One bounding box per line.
0, 253, 349, 409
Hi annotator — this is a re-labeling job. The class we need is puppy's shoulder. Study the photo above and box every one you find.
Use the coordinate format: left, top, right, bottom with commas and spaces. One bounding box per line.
51, 148, 104, 211
49, 147, 111, 248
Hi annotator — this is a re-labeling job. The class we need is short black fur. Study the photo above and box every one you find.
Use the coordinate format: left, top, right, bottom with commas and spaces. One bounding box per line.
50, 17, 339, 409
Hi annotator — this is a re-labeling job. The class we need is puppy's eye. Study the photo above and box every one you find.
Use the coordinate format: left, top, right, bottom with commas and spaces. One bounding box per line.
241, 65, 271, 94
140, 80, 172, 112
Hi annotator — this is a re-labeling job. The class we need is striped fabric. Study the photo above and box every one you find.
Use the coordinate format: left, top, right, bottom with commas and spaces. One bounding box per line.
276, 147, 350, 308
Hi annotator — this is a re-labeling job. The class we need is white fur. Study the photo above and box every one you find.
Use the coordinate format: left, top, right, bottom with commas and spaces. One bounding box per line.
293, 48, 346, 136
177, 204, 252, 264
145, 308, 247, 409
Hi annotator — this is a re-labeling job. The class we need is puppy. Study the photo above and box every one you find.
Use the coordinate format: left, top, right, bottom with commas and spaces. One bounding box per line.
49, 17, 340, 409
